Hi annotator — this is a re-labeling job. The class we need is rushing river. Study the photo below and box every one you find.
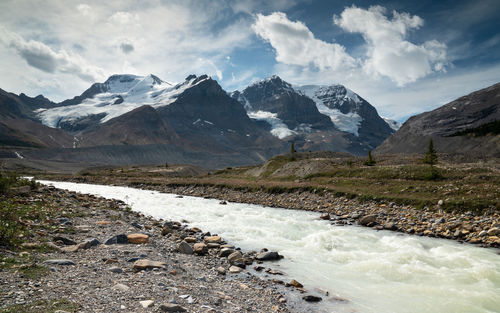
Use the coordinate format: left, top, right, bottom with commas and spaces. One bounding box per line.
39, 181, 500, 313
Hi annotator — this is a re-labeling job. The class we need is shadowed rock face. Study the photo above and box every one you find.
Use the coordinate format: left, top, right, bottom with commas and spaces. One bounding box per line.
375, 82, 500, 156
234, 76, 334, 131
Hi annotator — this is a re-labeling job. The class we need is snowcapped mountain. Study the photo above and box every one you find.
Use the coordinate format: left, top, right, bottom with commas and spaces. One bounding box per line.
36, 74, 209, 131
230, 75, 334, 140
231, 76, 395, 151
0, 72, 403, 169
295, 85, 364, 136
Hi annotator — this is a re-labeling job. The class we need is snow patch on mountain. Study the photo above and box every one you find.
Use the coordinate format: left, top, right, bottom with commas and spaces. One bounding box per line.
296, 85, 363, 136
38, 74, 209, 128
248, 110, 296, 139
382, 118, 402, 131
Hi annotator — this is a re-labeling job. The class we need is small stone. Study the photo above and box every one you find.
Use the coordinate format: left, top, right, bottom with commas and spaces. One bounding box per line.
229, 266, 243, 274
52, 236, 77, 246
133, 259, 166, 271
61, 245, 80, 253
109, 266, 123, 273
290, 279, 303, 288
95, 220, 111, 225
178, 241, 193, 255
189, 227, 201, 233
437, 200, 444, 206
303, 295, 322, 302
127, 233, 149, 244
319, 213, 330, 220
183, 236, 197, 243
79, 238, 100, 249
104, 259, 119, 264
193, 243, 208, 255
158, 303, 187, 312
140, 300, 154, 308
204, 235, 221, 243
216, 266, 226, 275
131, 221, 143, 229
43, 259, 75, 266
112, 284, 130, 292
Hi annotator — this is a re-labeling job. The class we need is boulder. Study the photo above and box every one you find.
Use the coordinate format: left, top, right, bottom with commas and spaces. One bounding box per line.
219, 248, 234, 257
303, 295, 322, 302
104, 234, 128, 245
359, 214, 377, 226
204, 235, 222, 243
178, 241, 193, 254
255, 251, 282, 261
227, 251, 243, 263
193, 243, 208, 255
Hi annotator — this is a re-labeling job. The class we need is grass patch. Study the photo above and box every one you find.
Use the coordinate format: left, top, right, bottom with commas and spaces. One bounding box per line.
0, 299, 79, 313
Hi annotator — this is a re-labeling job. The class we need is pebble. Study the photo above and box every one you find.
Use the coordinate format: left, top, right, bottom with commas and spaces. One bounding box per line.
42, 259, 75, 266
158, 303, 187, 312
139, 300, 154, 308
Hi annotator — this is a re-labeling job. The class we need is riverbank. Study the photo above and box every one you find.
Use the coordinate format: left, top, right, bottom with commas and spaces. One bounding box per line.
42, 174, 500, 250
0, 184, 303, 312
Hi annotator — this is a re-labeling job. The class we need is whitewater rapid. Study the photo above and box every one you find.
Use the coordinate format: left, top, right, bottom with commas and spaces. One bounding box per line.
39, 181, 500, 313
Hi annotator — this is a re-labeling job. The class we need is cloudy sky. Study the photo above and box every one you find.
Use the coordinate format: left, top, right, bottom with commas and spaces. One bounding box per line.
0, 0, 499, 121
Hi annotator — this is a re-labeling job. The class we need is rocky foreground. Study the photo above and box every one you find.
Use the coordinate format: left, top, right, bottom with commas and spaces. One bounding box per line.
120, 183, 500, 249
0, 185, 323, 313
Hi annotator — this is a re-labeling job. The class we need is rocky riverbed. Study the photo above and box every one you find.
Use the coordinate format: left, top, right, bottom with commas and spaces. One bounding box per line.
0, 185, 317, 312
117, 183, 500, 249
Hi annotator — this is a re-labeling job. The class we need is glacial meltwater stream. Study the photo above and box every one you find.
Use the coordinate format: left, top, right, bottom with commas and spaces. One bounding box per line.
39, 181, 500, 313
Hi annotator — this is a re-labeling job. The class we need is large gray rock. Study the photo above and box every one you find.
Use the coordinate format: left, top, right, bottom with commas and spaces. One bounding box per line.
359, 214, 377, 226
178, 241, 193, 254
104, 234, 128, 245
255, 251, 282, 261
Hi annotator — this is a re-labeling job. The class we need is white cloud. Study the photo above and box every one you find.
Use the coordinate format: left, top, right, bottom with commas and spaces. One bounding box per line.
0, 28, 105, 82
333, 5, 447, 86
253, 12, 356, 71
108, 11, 140, 25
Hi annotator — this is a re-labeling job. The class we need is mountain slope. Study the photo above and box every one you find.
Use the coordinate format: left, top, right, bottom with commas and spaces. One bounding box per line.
296, 84, 395, 149
375, 82, 500, 156
231, 76, 334, 139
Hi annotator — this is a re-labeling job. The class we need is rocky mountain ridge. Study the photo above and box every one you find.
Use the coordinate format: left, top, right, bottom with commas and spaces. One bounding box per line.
375, 82, 500, 156
1, 73, 404, 169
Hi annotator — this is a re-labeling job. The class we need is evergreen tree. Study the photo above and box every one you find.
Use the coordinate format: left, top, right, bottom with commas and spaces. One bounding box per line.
423, 138, 438, 165
364, 150, 376, 166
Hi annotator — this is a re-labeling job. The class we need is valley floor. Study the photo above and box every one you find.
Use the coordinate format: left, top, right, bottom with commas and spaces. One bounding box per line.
37, 154, 500, 250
